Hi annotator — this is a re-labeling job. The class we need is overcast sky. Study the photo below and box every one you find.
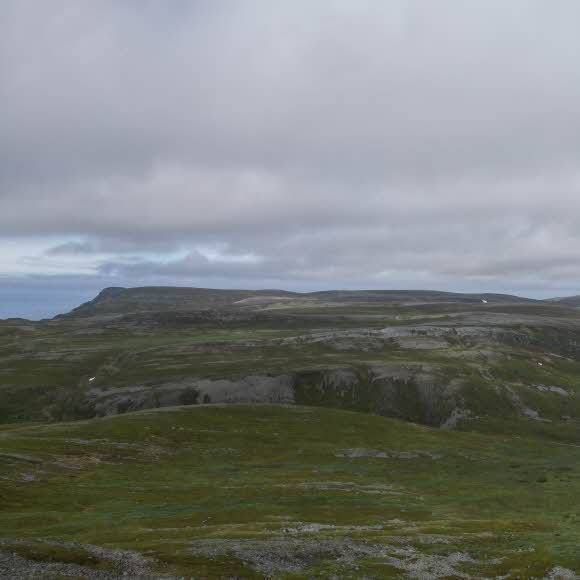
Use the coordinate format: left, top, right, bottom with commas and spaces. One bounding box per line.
2, 1, 580, 318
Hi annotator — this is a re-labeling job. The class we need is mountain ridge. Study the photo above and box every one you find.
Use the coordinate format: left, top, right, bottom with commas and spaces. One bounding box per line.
60, 285, 540, 319
546, 295, 580, 307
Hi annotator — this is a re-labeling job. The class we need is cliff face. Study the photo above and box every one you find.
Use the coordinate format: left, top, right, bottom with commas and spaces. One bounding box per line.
76, 357, 572, 433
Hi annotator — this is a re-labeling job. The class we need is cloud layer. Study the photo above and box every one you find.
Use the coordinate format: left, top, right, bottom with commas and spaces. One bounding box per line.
2, 0, 580, 310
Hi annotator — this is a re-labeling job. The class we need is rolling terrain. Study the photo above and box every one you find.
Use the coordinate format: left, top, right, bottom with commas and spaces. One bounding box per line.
3, 287, 580, 437
1, 405, 579, 578
547, 296, 580, 308
2, 287, 580, 577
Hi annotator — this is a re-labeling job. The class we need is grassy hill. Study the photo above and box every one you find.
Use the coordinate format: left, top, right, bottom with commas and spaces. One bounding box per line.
547, 295, 580, 308
2, 288, 580, 437
63, 286, 537, 319
1, 404, 579, 577
3, 287, 580, 576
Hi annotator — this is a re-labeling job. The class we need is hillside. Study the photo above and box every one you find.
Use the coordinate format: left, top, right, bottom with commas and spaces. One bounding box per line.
3, 287, 580, 576
1, 405, 578, 577
63, 286, 298, 318
2, 287, 580, 440
63, 286, 537, 319
547, 295, 580, 307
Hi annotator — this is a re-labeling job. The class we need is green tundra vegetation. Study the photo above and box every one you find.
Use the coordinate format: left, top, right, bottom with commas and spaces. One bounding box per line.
1, 287, 580, 577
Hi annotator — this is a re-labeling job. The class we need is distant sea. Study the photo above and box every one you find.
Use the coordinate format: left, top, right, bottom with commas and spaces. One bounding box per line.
0, 283, 97, 320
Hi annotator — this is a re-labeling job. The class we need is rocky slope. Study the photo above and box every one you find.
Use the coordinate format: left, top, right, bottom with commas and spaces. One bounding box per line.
3, 287, 580, 443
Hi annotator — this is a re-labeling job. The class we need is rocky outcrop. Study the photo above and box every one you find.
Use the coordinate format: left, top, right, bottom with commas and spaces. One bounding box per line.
85, 363, 470, 429
87, 373, 295, 416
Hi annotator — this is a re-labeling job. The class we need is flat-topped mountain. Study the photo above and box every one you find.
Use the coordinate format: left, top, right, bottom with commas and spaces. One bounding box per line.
63, 286, 297, 318
63, 285, 537, 319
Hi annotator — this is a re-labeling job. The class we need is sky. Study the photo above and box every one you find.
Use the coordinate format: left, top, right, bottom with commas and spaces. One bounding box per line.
2, 1, 580, 319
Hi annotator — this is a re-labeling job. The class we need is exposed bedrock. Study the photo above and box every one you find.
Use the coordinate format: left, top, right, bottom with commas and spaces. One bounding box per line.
85, 363, 469, 428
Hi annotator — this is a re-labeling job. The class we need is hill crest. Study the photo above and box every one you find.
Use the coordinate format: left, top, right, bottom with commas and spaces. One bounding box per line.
60, 285, 538, 318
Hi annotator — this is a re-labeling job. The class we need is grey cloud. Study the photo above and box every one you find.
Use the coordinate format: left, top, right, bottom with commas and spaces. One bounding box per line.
2, 0, 580, 300
46, 241, 100, 256
46, 237, 181, 256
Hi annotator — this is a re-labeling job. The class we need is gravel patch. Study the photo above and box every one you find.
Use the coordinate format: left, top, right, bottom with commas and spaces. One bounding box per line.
336, 448, 443, 460
0, 540, 153, 579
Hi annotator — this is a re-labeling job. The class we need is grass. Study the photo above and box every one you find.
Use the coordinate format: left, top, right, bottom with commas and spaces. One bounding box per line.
0, 404, 579, 576
4, 309, 580, 436
4, 298, 580, 575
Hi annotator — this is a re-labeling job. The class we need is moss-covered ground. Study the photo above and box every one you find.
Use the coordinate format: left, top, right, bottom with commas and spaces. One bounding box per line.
3, 295, 580, 576
1, 405, 579, 577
